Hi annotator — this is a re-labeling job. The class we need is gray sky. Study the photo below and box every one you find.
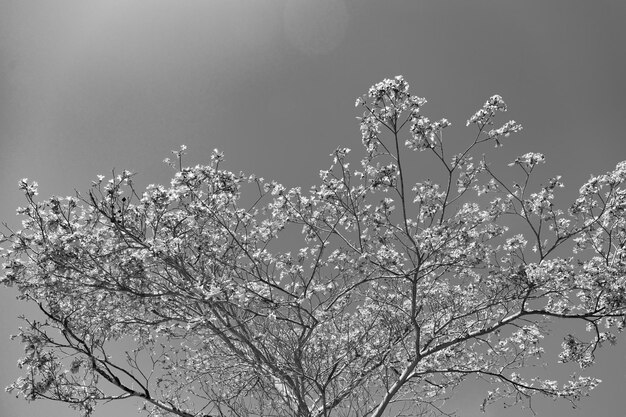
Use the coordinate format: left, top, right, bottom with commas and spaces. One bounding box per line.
1, 1, 626, 416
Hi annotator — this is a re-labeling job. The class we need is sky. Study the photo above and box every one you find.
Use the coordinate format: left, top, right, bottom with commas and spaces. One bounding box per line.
1, 1, 626, 416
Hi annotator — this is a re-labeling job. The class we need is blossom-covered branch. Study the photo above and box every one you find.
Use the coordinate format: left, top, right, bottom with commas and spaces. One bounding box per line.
2, 76, 625, 417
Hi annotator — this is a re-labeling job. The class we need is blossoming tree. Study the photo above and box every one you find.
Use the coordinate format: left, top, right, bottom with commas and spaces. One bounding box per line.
2, 76, 626, 417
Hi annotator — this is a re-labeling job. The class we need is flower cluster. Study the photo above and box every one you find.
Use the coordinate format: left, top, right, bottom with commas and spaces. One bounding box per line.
407, 116, 451, 151
466, 94, 507, 126
488, 120, 523, 147
509, 152, 546, 170
356, 75, 426, 127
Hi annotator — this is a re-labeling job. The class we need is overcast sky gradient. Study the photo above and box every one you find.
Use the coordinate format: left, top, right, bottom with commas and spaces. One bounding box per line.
2, 1, 626, 416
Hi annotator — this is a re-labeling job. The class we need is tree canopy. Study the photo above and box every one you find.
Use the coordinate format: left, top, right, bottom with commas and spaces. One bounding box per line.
2, 76, 626, 417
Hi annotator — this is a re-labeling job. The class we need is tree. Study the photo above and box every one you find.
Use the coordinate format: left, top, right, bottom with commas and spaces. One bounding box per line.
2, 76, 625, 417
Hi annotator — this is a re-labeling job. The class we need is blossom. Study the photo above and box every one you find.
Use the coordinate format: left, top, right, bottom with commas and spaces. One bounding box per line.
508, 152, 545, 169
